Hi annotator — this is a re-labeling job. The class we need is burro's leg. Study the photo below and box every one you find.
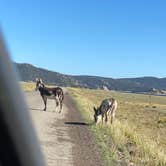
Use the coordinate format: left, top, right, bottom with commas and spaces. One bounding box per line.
105, 112, 108, 124
101, 114, 104, 125
55, 96, 60, 113
59, 100, 63, 113
55, 99, 59, 107
59, 94, 63, 113
111, 112, 115, 124
42, 96, 47, 111
111, 100, 117, 124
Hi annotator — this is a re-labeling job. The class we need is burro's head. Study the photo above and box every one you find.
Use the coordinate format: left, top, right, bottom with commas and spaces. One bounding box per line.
35, 78, 44, 91
93, 107, 100, 124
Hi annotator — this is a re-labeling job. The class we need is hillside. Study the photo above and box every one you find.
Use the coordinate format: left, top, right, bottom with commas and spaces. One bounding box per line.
15, 63, 166, 92
15, 63, 77, 87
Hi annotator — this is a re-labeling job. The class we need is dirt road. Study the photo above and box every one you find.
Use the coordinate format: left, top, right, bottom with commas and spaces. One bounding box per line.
25, 91, 103, 166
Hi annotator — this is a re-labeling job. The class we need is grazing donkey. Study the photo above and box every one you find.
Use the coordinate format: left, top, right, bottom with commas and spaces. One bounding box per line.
35, 78, 64, 112
93, 98, 117, 125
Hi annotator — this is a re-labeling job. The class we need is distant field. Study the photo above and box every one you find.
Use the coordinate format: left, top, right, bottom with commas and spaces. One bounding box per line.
68, 88, 166, 166
20, 82, 35, 91
20, 82, 58, 91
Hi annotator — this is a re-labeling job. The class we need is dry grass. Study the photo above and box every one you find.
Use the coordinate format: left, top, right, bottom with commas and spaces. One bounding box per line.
20, 82, 58, 92
68, 87, 166, 166
20, 82, 35, 91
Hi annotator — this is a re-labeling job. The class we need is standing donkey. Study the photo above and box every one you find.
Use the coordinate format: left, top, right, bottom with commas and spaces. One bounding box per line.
93, 98, 117, 125
35, 78, 64, 112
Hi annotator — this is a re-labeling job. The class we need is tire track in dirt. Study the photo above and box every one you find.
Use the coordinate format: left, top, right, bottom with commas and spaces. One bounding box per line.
63, 93, 103, 166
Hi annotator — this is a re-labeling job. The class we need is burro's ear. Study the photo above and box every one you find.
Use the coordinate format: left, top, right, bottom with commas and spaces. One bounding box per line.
93, 107, 97, 112
39, 78, 43, 83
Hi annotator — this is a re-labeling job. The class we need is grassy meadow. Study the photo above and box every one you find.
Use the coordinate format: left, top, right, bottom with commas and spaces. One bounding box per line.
20, 82, 166, 165
67, 88, 166, 166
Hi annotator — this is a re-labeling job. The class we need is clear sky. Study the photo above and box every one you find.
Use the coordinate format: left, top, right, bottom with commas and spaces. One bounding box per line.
0, 0, 165, 78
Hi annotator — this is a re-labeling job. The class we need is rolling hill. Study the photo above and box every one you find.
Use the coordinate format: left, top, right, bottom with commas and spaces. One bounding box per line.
15, 63, 166, 92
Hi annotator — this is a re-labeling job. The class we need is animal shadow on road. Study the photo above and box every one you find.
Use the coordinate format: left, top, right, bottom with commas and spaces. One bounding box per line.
65, 121, 93, 126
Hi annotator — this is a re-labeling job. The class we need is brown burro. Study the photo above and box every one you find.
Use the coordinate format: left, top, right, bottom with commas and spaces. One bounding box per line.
93, 98, 117, 125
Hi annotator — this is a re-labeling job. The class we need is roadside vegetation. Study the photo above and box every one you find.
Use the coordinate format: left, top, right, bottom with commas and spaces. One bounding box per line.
68, 88, 166, 166
20, 82, 35, 91
20, 81, 58, 92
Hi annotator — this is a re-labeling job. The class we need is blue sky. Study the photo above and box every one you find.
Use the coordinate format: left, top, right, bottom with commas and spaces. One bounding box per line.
0, 0, 165, 78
